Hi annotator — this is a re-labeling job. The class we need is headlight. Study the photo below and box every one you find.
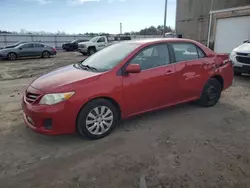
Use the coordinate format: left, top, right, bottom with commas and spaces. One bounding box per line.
230, 51, 236, 58
39, 92, 75, 105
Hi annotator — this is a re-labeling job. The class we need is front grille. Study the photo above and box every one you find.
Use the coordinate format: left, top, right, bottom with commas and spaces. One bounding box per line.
79, 44, 85, 48
236, 52, 249, 56
236, 56, 250, 64
26, 92, 40, 103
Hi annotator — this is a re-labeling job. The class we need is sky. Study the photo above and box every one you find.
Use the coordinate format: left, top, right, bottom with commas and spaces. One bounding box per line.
0, 0, 176, 34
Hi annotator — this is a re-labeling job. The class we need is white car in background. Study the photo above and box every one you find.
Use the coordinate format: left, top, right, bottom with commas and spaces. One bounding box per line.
230, 40, 250, 75
78, 36, 109, 56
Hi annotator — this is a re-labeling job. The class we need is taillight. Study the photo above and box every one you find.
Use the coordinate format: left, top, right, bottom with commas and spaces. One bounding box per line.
52, 47, 57, 52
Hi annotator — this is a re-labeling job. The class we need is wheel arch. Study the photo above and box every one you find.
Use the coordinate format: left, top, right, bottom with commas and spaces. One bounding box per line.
76, 96, 122, 129
7, 51, 18, 57
88, 46, 97, 51
211, 75, 224, 90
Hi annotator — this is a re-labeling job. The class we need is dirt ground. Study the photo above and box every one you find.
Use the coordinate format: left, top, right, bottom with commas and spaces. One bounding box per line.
0, 52, 250, 188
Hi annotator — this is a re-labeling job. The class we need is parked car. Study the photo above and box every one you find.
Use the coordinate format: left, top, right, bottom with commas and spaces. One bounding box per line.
22, 38, 233, 140
230, 40, 250, 75
78, 36, 132, 56
114, 35, 132, 41
78, 36, 109, 55
165, 32, 176, 38
4, 41, 27, 49
0, 42, 57, 60
62, 39, 89, 51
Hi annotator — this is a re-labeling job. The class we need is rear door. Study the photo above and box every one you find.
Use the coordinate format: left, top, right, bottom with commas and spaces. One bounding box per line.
170, 42, 212, 101
33, 43, 45, 56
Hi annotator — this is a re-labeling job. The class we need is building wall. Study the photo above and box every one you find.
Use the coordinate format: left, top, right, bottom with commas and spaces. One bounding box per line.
176, 0, 250, 45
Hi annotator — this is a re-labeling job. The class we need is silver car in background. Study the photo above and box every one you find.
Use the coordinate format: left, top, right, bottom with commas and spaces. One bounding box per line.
0, 42, 57, 60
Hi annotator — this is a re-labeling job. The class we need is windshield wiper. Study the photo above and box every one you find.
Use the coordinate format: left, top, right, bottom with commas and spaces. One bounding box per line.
78, 63, 98, 72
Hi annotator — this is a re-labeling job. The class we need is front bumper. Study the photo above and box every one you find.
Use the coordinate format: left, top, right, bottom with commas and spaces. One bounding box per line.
78, 48, 88, 54
231, 55, 250, 74
0, 54, 6, 59
234, 66, 250, 74
22, 88, 76, 135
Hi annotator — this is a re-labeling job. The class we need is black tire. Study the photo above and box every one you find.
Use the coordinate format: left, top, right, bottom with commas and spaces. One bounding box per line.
7, 52, 17, 61
198, 78, 222, 107
77, 99, 119, 140
88, 47, 96, 56
42, 51, 50, 58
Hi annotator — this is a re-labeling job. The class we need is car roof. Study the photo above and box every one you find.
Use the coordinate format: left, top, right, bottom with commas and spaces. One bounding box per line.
125, 38, 197, 45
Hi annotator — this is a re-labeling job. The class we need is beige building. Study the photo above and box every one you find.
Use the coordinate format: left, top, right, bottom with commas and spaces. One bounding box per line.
176, 0, 250, 53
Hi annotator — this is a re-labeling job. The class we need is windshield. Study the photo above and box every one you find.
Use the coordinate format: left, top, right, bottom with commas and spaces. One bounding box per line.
80, 43, 139, 72
71, 40, 78, 43
90, 37, 100, 42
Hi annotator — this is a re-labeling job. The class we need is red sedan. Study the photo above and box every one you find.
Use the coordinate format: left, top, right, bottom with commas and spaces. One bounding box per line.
22, 38, 233, 139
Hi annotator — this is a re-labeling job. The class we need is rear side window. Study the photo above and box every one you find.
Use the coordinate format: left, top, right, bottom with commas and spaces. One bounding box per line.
171, 43, 205, 62
34, 43, 44, 48
197, 47, 206, 58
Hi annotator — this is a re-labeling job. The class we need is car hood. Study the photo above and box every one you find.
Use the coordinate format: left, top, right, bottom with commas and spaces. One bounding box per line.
5, 45, 16, 49
31, 65, 101, 93
234, 43, 250, 53
0, 48, 11, 53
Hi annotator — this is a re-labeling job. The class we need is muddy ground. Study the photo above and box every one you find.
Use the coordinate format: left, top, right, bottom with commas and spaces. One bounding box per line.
0, 52, 250, 188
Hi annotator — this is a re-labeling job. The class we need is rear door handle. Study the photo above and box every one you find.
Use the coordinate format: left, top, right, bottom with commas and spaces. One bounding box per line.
165, 70, 173, 75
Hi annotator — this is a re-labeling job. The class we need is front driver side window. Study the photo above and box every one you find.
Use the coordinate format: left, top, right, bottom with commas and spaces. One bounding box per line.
129, 44, 170, 70
97, 37, 105, 43
21, 43, 33, 48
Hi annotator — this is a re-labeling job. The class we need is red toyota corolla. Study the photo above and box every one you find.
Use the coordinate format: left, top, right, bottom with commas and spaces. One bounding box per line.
22, 38, 233, 139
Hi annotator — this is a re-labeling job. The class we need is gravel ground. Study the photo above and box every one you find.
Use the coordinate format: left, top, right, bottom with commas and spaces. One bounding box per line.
0, 52, 250, 188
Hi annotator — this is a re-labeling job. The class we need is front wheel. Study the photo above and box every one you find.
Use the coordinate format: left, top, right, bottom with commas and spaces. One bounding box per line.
7, 52, 17, 61
197, 78, 222, 107
88, 47, 96, 56
77, 99, 118, 140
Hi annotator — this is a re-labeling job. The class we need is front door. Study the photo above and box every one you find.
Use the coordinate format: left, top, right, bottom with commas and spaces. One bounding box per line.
122, 43, 177, 116
96, 37, 106, 51
19, 43, 35, 57
170, 42, 211, 101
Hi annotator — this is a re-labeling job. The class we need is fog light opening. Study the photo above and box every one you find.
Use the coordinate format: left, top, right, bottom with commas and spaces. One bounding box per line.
44, 119, 53, 130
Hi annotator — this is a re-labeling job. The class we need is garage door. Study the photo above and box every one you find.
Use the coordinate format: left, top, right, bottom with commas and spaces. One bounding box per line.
214, 16, 250, 53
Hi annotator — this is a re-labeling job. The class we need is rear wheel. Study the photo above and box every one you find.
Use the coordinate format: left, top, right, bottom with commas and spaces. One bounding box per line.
7, 52, 17, 61
42, 51, 50, 58
198, 78, 222, 107
77, 99, 118, 140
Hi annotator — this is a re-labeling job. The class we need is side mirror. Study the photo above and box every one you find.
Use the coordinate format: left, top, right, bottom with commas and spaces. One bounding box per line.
125, 64, 141, 74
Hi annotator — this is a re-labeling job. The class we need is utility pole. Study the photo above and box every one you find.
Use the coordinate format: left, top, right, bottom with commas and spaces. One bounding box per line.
120, 23, 122, 35
207, 0, 214, 47
163, 0, 168, 37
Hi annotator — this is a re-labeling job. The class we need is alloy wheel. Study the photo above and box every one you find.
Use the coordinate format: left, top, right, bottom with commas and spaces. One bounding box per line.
86, 106, 114, 135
